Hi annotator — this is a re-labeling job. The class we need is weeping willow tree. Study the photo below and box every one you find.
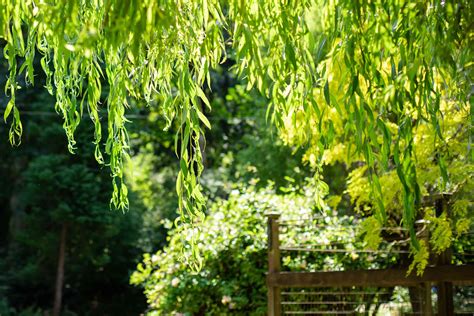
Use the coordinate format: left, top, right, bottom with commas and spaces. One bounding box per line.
1, 0, 472, 269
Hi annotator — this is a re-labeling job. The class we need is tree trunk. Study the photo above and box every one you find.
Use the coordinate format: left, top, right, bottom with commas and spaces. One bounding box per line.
53, 223, 67, 316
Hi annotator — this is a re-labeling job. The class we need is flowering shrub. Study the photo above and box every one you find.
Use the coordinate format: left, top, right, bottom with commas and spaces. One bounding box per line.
131, 185, 394, 315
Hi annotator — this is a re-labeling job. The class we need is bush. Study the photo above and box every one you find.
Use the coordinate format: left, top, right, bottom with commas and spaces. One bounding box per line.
131, 185, 389, 315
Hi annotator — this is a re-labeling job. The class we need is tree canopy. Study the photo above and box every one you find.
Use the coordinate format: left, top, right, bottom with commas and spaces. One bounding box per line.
1, 0, 472, 265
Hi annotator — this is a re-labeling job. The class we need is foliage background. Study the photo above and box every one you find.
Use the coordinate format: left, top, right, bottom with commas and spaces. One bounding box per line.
0, 0, 472, 315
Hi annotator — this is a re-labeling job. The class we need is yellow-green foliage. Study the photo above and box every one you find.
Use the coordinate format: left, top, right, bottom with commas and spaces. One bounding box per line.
2, 0, 472, 266
358, 216, 382, 250
453, 199, 472, 235
425, 209, 452, 254
456, 218, 471, 236
408, 240, 430, 276
277, 1, 472, 269
345, 166, 371, 213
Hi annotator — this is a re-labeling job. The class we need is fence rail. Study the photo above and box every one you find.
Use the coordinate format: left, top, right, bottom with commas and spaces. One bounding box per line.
268, 265, 474, 288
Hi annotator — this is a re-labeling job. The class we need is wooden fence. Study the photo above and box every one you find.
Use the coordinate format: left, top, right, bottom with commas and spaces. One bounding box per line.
266, 213, 474, 316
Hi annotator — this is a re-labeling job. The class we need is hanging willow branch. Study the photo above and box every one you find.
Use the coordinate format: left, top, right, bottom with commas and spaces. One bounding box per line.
1, 0, 472, 267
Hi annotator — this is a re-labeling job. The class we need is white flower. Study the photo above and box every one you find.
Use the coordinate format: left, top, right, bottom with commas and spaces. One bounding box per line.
221, 295, 232, 305
171, 277, 180, 287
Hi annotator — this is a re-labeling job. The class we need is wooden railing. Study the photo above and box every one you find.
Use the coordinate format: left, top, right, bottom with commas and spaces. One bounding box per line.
266, 213, 474, 316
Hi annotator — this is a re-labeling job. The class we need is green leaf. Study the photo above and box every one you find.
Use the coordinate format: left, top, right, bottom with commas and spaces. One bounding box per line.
196, 86, 211, 110
439, 156, 448, 187
324, 81, 330, 105
196, 108, 211, 130
4, 99, 14, 122
285, 42, 297, 69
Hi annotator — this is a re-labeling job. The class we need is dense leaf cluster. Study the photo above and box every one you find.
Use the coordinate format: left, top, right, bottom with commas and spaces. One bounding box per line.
2, 0, 472, 263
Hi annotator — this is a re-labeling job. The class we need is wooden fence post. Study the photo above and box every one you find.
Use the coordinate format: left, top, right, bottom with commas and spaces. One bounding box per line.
418, 220, 433, 316
436, 196, 454, 316
267, 214, 281, 316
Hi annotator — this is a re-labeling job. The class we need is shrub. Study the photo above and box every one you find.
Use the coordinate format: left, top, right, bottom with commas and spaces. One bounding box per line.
131, 185, 390, 315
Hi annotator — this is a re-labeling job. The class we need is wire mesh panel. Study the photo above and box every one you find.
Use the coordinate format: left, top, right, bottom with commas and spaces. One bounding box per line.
277, 216, 417, 276
279, 286, 427, 315
279, 286, 474, 315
